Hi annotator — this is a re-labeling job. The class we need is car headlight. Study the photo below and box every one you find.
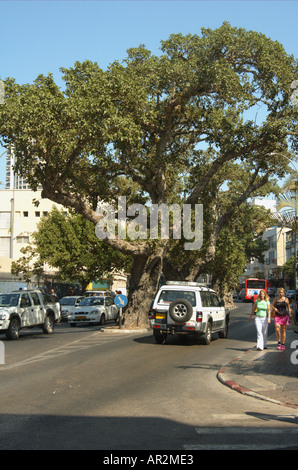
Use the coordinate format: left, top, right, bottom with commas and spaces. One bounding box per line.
0, 313, 9, 320
91, 310, 99, 315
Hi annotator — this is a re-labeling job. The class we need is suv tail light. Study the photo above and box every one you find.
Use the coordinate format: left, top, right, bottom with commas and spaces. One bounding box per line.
196, 311, 202, 322
149, 308, 156, 320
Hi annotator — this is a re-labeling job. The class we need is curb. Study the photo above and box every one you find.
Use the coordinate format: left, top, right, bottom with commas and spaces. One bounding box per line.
217, 350, 298, 409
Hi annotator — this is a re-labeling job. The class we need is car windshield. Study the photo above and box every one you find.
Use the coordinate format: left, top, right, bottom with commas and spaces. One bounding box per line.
78, 297, 104, 306
60, 297, 77, 306
158, 290, 196, 306
0, 293, 20, 307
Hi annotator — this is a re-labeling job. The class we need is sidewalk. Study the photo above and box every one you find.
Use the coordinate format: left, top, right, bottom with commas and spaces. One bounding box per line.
218, 327, 298, 409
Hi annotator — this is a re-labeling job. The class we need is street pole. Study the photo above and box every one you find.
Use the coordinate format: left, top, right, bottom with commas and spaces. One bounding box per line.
269, 153, 298, 320
295, 181, 297, 321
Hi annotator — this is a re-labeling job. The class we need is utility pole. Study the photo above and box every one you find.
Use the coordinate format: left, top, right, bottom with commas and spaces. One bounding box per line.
295, 180, 297, 321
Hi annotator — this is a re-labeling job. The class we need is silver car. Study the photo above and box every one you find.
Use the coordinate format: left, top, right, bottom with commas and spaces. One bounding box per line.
59, 296, 84, 321
69, 296, 119, 327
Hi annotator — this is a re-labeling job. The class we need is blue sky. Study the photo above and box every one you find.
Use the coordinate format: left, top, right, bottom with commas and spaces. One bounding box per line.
0, 0, 298, 187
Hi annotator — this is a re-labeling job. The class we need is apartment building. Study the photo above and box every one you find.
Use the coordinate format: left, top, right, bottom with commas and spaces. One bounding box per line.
247, 226, 291, 278
0, 189, 66, 290
0, 188, 128, 294
242, 198, 293, 286
5, 146, 35, 190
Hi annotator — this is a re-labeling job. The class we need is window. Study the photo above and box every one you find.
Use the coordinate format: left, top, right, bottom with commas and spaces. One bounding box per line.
35, 211, 40, 217
200, 292, 210, 307
0, 237, 10, 257
209, 293, 220, 307
0, 212, 10, 228
200, 292, 220, 307
30, 292, 41, 306
20, 294, 32, 307
17, 236, 29, 244
23, 212, 29, 217
158, 290, 196, 306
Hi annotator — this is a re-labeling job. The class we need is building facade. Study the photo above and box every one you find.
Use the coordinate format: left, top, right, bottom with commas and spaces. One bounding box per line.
245, 226, 291, 280
0, 189, 66, 291
242, 198, 293, 288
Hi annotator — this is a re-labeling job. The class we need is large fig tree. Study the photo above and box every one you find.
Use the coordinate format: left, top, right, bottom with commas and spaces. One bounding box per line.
1, 23, 297, 327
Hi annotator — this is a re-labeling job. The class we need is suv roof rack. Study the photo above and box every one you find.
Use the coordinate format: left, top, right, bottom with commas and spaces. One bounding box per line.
165, 281, 208, 287
12, 289, 42, 292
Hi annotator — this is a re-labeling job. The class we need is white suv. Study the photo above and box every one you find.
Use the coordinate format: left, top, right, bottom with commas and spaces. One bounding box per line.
150, 282, 230, 344
0, 290, 61, 340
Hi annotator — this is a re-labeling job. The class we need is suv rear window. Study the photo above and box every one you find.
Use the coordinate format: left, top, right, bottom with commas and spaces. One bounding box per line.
157, 290, 196, 306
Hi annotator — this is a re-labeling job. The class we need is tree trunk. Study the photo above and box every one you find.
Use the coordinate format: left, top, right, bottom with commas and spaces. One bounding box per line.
185, 233, 217, 282
123, 243, 168, 328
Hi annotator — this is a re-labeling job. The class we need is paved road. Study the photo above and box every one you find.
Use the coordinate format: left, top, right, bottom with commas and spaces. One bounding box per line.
1, 304, 298, 451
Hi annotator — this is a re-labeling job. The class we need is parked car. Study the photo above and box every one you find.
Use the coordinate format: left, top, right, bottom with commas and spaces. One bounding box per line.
149, 281, 230, 345
0, 290, 61, 340
267, 287, 276, 297
238, 289, 245, 301
83, 290, 116, 298
68, 295, 119, 327
286, 290, 295, 300
59, 296, 84, 321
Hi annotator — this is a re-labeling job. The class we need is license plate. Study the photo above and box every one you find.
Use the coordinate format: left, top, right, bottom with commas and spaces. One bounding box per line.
156, 314, 166, 319
76, 316, 86, 320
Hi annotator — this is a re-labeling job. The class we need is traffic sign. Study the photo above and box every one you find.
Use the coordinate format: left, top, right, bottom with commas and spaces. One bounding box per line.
115, 294, 128, 308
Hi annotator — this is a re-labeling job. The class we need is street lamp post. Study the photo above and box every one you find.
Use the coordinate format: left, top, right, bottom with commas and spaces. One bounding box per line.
0, 149, 8, 187
294, 180, 298, 321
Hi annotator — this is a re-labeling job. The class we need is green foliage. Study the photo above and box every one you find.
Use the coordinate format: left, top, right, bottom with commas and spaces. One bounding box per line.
11, 245, 44, 284
30, 208, 132, 290
281, 255, 294, 278
1, 23, 298, 303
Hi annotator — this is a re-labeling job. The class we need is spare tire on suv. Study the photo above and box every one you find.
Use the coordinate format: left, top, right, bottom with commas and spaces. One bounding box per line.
168, 298, 193, 323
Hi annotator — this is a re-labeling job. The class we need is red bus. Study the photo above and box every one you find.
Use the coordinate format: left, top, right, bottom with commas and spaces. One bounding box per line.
244, 278, 267, 302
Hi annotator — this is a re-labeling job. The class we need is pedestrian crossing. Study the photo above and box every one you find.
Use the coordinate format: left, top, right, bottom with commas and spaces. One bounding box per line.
0, 330, 130, 370
184, 422, 298, 450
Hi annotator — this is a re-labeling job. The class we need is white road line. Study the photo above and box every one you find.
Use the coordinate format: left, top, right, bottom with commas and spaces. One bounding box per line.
0, 332, 128, 370
185, 444, 293, 450
211, 414, 255, 420
195, 427, 298, 434
183, 427, 298, 450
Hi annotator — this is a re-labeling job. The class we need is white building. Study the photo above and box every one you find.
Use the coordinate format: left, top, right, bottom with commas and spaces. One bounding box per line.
5, 146, 34, 190
0, 189, 65, 290
243, 198, 293, 286
245, 226, 291, 280
250, 197, 277, 213
0, 188, 128, 294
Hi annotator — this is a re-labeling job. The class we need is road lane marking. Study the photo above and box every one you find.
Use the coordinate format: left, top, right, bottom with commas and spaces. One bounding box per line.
195, 427, 298, 434
0, 332, 129, 370
184, 427, 298, 450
